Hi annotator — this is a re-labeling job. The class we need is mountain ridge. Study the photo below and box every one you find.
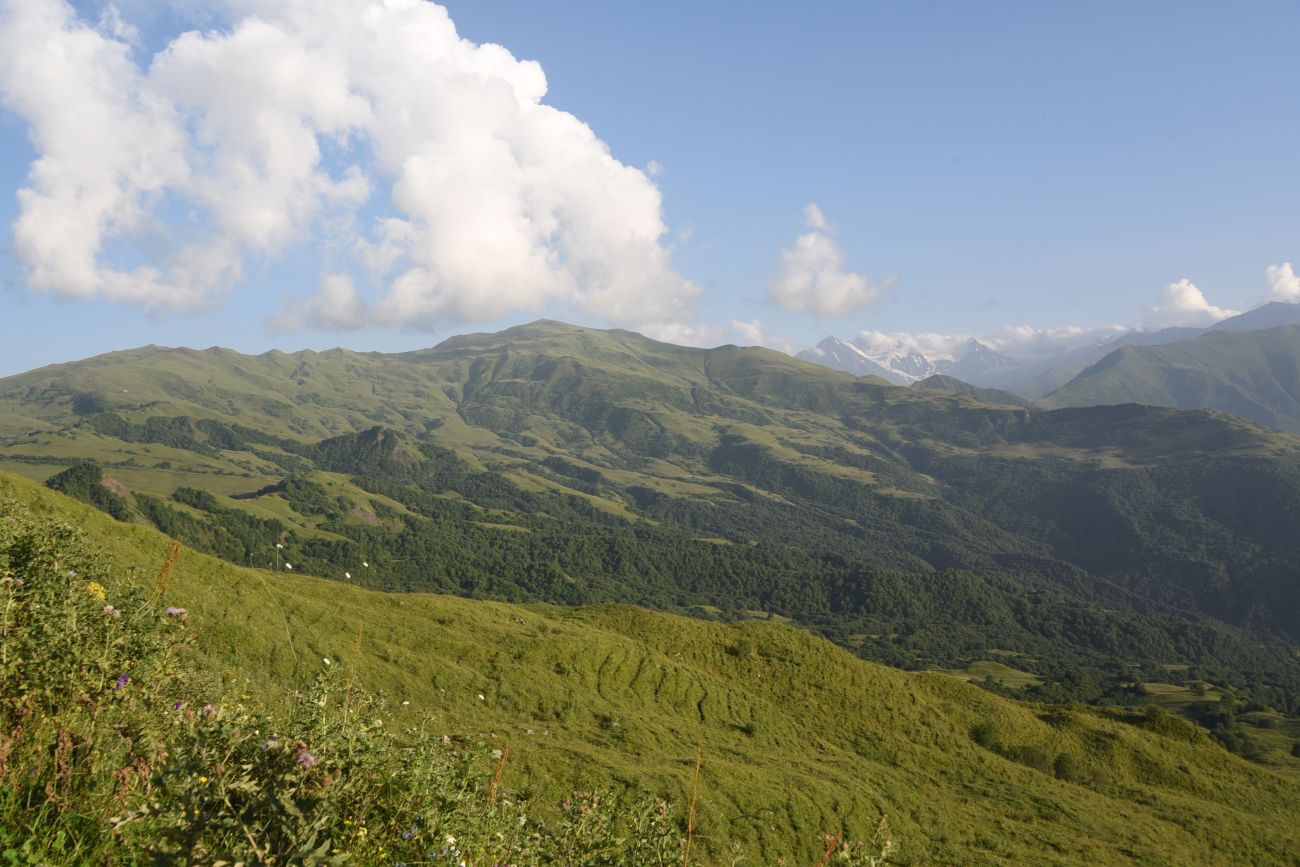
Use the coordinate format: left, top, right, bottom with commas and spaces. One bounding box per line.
3, 320, 1300, 714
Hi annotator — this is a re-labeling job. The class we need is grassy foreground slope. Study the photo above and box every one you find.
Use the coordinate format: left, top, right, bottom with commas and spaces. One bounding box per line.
4, 472, 1299, 865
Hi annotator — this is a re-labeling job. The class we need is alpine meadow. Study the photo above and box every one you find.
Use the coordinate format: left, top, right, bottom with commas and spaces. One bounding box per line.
2, 1, 1300, 865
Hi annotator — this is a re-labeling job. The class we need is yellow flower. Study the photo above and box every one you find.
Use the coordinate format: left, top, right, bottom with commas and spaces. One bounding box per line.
199, 776, 208, 783
85, 581, 106, 600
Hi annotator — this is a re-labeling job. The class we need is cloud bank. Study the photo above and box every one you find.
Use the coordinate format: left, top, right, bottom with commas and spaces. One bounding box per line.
0, 0, 698, 335
845, 275, 1245, 364
1141, 278, 1238, 328
767, 204, 894, 317
852, 323, 1130, 364
1267, 262, 1299, 302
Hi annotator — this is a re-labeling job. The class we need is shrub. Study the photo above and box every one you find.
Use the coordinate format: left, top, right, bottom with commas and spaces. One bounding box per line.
970, 721, 998, 749
1053, 753, 1080, 782
1008, 745, 1052, 774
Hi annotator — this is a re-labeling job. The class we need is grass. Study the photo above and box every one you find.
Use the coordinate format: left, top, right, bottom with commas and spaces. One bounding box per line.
938, 660, 1044, 689
3, 470, 1300, 864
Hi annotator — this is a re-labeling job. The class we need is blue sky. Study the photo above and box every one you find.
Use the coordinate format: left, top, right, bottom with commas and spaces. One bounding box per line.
0, 0, 1297, 375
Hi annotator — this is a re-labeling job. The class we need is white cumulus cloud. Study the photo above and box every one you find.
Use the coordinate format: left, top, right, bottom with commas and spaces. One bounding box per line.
1266, 262, 1300, 302
275, 273, 367, 331
1141, 278, 1238, 329
0, 0, 699, 335
767, 204, 893, 317
731, 319, 765, 346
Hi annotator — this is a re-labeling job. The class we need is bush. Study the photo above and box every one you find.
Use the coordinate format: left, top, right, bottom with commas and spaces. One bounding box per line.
1053, 753, 1080, 782
970, 721, 998, 749
1008, 745, 1052, 774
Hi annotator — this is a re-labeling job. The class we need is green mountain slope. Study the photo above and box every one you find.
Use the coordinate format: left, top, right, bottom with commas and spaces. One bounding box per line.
1043, 325, 1300, 433
911, 374, 1037, 408
3, 322, 1300, 711
4, 471, 1299, 865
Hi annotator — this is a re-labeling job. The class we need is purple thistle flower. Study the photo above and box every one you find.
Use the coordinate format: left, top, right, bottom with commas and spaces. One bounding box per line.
113, 673, 129, 692
165, 606, 188, 618
201, 704, 217, 719
296, 750, 318, 769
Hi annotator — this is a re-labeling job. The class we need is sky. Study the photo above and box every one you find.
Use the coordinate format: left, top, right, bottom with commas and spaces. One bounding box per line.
0, 0, 1298, 375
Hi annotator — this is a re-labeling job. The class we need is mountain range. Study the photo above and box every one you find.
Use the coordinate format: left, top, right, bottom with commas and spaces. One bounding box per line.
798, 301, 1300, 396
3, 320, 1300, 718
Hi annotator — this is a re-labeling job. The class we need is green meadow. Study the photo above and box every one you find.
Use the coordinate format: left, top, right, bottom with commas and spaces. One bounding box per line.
4, 472, 1299, 865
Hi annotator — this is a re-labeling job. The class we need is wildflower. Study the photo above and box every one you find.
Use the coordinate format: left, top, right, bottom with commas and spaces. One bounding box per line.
13, 578, 23, 587
362, 561, 369, 567
85, 581, 106, 600
276, 543, 283, 549
103, 605, 121, 618
445, 835, 456, 845
284, 563, 293, 570
401, 700, 410, 706
165, 607, 188, 618
113, 673, 129, 691
477, 693, 486, 701
323, 657, 331, 666
201, 704, 217, 719
295, 741, 318, 769
198, 775, 208, 784
345, 571, 351, 579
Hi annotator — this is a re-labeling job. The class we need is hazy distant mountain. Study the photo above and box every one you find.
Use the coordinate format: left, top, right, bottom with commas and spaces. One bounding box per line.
935, 339, 1022, 387
1011, 327, 1206, 398
1209, 301, 1300, 333
1021, 302, 1300, 400
1043, 324, 1300, 433
796, 337, 906, 383
801, 302, 1300, 397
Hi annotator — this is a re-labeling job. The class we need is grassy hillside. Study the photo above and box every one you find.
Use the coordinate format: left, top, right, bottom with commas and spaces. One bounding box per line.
910, 375, 1036, 408
1044, 325, 1300, 433
4, 322, 1300, 712
4, 471, 1300, 865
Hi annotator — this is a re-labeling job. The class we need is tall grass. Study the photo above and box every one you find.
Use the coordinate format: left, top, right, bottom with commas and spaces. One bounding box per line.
0, 499, 893, 865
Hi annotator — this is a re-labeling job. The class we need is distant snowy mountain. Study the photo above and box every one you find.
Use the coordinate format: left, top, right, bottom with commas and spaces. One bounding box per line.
797, 302, 1300, 392
936, 339, 1021, 386
798, 334, 1030, 386
795, 337, 906, 383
